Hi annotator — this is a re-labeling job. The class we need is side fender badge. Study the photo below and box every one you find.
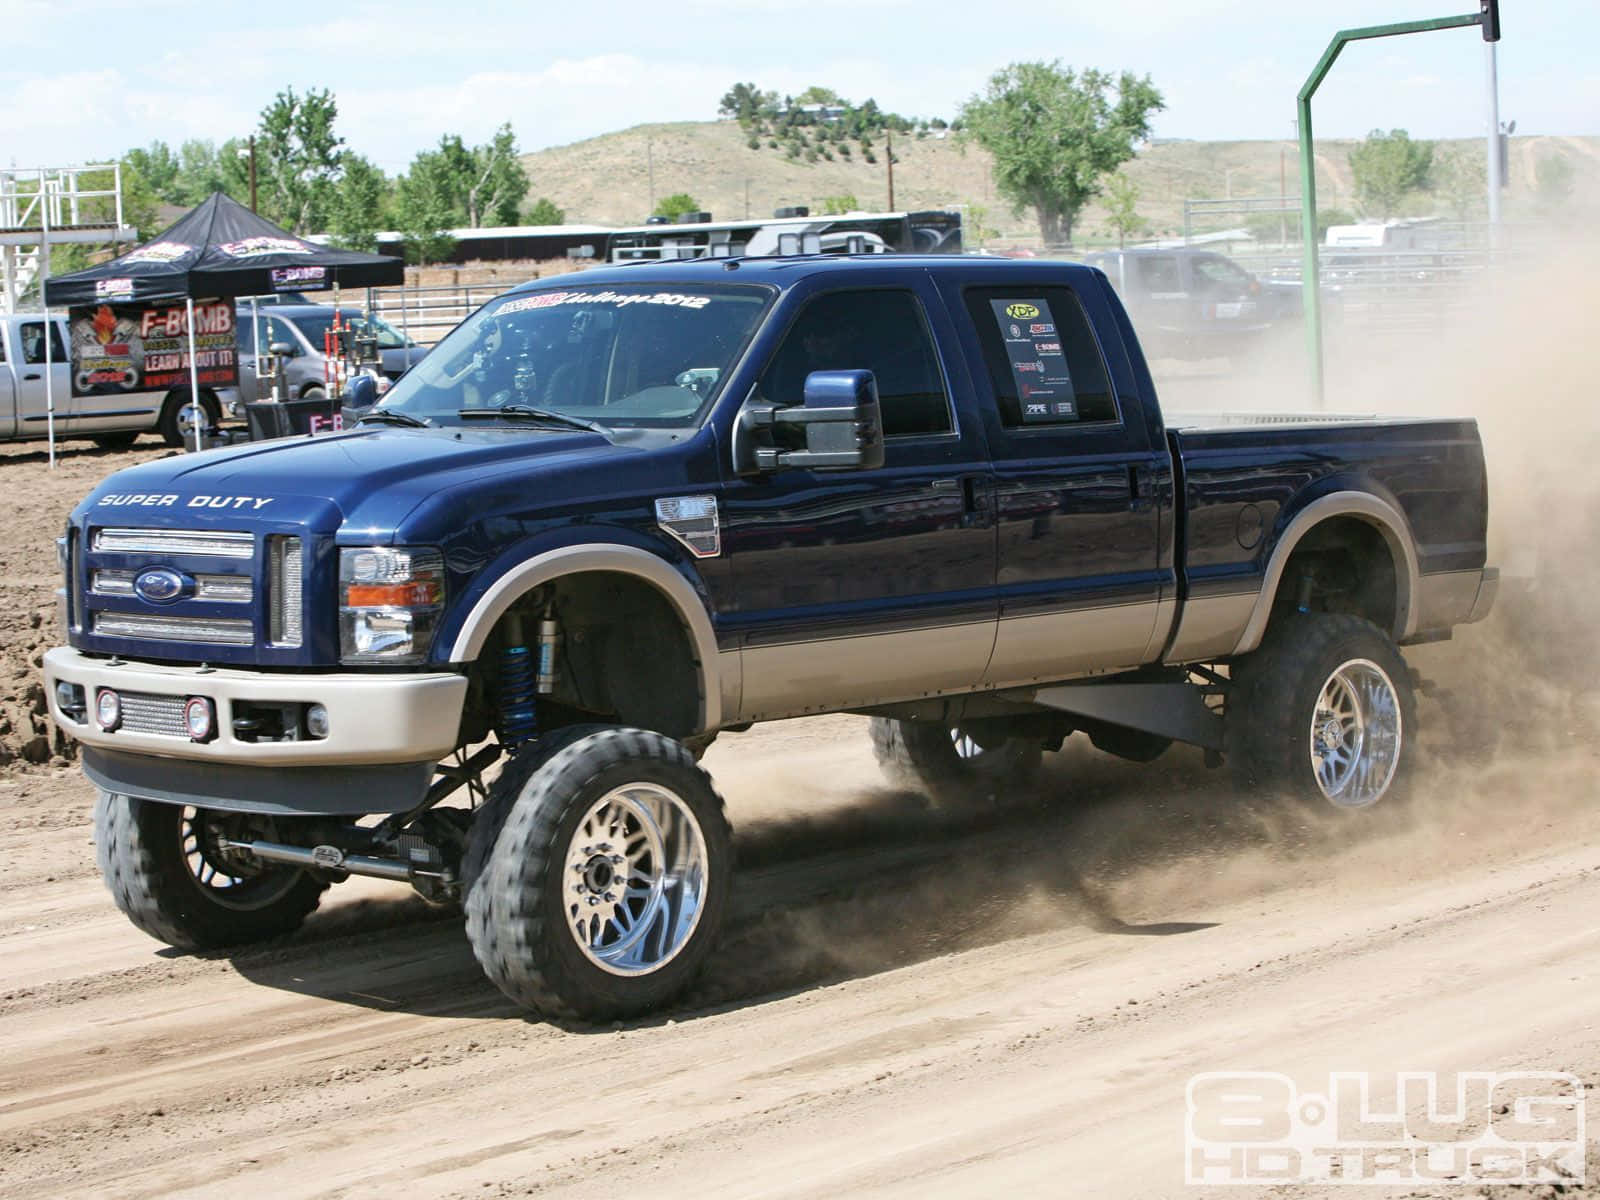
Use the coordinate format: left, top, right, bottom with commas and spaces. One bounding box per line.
654, 495, 721, 558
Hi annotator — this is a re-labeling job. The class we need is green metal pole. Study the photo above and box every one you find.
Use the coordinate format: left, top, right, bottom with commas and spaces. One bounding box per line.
1297, 12, 1485, 409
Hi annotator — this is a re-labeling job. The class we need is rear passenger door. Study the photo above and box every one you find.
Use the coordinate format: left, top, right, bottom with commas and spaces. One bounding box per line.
719, 276, 997, 721
941, 276, 1166, 686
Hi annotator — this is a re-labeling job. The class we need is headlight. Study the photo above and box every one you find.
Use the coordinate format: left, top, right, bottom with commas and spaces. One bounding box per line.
338, 547, 445, 665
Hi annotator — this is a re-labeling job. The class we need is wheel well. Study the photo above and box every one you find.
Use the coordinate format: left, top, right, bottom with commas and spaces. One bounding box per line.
1266, 516, 1399, 638
466, 571, 702, 743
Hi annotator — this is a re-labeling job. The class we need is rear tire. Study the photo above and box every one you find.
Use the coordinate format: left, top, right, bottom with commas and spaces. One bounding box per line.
93, 793, 328, 949
465, 727, 731, 1021
1227, 613, 1415, 810
158, 390, 220, 447
869, 717, 1043, 801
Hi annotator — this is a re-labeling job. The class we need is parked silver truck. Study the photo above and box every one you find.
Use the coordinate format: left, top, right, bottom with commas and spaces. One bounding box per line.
0, 314, 215, 447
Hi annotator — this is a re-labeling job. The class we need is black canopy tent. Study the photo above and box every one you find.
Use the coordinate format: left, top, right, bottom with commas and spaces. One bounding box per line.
43, 192, 404, 453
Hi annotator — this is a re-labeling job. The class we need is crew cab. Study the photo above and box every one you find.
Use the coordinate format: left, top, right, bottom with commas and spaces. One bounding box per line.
44, 256, 1496, 1020
0, 314, 209, 448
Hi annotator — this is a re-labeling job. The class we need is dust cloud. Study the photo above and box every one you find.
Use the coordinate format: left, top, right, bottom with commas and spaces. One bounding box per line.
690, 240, 1600, 1008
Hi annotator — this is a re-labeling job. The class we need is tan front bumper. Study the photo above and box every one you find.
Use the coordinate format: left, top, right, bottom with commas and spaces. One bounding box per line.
44, 646, 467, 766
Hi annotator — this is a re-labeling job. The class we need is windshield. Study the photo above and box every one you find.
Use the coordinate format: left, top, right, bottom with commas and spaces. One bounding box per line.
353, 314, 412, 349
376, 283, 771, 428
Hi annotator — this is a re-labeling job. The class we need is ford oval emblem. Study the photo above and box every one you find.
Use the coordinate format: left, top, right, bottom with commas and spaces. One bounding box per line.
133, 567, 191, 604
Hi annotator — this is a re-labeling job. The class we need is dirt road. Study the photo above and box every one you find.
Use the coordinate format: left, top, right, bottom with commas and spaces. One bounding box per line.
5, 248, 1600, 1197
3, 700, 1599, 1198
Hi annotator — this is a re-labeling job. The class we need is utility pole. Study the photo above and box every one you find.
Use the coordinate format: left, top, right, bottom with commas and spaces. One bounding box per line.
647, 138, 655, 215
1484, 40, 1503, 238
885, 129, 895, 211
248, 135, 258, 213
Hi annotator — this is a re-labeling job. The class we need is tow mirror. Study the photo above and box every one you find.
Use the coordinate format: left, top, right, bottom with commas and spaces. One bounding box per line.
736, 369, 886, 473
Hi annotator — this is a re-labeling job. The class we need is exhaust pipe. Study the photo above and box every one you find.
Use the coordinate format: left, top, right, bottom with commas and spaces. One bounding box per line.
220, 838, 439, 883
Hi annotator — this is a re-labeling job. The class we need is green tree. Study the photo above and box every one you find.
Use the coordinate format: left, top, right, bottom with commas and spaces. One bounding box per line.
964, 202, 999, 248
1348, 129, 1434, 219
526, 197, 565, 225
959, 60, 1164, 246
1101, 171, 1146, 247
393, 150, 459, 265
818, 193, 858, 215
1535, 153, 1575, 209
454, 123, 529, 227
1431, 147, 1486, 221
328, 152, 389, 251
256, 87, 345, 233
653, 192, 700, 220
123, 142, 181, 205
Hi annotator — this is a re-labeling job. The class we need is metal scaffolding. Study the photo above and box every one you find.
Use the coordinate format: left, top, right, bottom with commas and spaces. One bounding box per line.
0, 164, 139, 313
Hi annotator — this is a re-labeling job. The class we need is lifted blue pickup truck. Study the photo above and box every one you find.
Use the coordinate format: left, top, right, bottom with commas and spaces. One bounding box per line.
45, 255, 1496, 1019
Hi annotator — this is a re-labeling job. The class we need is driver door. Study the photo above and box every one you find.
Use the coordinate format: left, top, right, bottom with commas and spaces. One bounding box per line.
718, 278, 998, 722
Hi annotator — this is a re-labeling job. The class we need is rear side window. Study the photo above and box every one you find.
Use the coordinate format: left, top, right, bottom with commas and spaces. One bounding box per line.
760, 288, 952, 437
963, 286, 1117, 427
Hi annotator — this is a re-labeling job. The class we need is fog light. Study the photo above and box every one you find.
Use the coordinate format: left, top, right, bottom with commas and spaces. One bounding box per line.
95, 688, 121, 731
55, 680, 85, 721
305, 703, 330, 739
184, 697, 215, 742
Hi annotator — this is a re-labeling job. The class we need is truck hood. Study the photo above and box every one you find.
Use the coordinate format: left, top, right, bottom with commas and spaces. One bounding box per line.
76, 427, 634, 535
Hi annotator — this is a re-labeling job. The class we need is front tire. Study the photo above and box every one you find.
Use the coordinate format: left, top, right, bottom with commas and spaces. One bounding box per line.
93, 793, 328, 949
465, 727, 732, 1020
870, 717, 1043, 801
1227, 613, 1415, 809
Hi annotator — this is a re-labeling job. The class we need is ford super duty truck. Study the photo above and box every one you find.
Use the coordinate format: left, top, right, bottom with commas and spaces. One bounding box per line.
44, 255, 1497, 1019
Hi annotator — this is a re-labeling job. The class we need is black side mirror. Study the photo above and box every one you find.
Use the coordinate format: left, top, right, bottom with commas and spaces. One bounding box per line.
736, 369, 886, 473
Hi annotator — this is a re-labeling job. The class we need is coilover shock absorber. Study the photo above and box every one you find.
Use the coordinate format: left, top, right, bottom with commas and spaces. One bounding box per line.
496, 613, 538, 747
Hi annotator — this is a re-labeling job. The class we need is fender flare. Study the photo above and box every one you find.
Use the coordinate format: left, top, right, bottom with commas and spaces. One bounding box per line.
446, 543, 723, 731
1230, 490, 1419, 656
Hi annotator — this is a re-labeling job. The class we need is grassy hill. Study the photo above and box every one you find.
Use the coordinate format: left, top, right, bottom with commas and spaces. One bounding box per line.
521, 121, 1600, 247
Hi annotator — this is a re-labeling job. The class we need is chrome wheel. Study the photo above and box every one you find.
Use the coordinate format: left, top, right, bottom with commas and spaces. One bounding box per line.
1309, 658, 1402, 808
561, 783, 709, 976
175, 401, 206, 437
181, 807, 303, 911
950, 728, 984, 760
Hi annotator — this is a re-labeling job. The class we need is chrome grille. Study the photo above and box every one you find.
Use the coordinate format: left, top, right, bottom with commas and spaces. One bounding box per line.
93, 528, 255, 559
117, 691, 189, 738
268, 536, 303, 647
92, 569, 252, 602
92, 611, 254, 646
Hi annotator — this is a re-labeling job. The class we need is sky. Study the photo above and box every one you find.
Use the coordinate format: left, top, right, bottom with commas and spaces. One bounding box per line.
2, 0, 1596, 173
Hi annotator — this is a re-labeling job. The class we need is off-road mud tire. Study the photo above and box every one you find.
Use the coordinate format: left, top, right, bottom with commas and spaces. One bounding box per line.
93, 792, 327, 949
464, 727, 732, 1021
1227, 613, 1415, 809
869, 717, 1044, 801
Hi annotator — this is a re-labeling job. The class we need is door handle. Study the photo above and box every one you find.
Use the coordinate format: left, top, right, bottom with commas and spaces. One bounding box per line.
929, 478, 961, 493
23, 372, 40, 381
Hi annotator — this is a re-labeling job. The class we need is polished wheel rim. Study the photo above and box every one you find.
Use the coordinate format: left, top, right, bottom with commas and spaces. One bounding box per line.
562, 783, 708, 976
181, 807, 302, 910
176, 402, 206, 436
950, 728, 984, 761
1309, 658, 1402, 808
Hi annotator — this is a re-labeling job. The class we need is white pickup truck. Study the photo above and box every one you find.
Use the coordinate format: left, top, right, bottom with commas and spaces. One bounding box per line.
0, 315, 213, 448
